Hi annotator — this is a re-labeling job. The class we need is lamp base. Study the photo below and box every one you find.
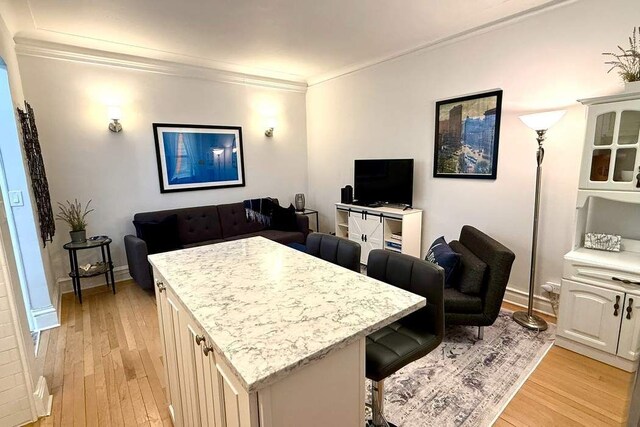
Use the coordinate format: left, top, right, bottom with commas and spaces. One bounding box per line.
513, 311, 548, 331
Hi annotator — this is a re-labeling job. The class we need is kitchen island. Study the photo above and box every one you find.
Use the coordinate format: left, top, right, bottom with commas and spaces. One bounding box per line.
149, 236, 425, 426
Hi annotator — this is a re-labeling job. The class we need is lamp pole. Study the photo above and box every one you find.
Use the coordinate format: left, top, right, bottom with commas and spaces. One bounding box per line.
513, 129, 548, 331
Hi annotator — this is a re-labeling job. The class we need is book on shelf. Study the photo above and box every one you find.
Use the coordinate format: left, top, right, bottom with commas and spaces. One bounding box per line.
389, 233, 402, 241
385, 241, 402, 250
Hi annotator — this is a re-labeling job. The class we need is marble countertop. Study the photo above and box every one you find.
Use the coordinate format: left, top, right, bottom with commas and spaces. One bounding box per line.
148, 237, 425, 392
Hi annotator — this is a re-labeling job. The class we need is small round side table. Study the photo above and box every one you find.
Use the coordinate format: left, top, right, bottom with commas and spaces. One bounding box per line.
63, 236, 115, 303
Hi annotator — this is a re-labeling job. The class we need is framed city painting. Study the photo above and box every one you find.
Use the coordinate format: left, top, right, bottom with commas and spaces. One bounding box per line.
153, 123, 245, 193
433, 89, 503, 179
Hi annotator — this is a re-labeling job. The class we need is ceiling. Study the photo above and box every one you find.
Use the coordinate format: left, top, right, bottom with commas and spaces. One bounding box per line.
3, 0, 565, 83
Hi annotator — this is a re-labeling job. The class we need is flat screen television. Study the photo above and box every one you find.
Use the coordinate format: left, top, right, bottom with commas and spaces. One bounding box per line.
354, 159, 414, 206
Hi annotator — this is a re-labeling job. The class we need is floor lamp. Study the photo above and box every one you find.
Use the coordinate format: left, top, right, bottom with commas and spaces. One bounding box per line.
513, 110, 566, 332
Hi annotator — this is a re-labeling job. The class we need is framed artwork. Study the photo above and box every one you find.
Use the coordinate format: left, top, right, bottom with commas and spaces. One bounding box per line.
433, 89, 503, 179
153, 123, 245, 193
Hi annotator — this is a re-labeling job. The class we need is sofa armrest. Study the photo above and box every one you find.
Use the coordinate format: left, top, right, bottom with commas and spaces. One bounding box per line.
124, 235, 154, 290
295, 214, 310, 240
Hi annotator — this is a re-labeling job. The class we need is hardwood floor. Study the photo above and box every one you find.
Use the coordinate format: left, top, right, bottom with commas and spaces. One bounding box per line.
30, 280, 171, 427
497, 303, 634, 426
29, 281, 634, 426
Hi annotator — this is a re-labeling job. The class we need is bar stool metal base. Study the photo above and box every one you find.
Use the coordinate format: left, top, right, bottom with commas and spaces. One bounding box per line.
368, 380, 398, 427
366, 420, 397, 427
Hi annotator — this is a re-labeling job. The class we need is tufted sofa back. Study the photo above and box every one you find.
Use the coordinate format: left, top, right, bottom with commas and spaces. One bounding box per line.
217, 202, 265, 238
133, 202, 269, 246
134, 205, 222, 245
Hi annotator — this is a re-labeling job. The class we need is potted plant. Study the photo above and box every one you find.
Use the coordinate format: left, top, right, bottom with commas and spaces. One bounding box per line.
56, 199, 94, 243
603, 26, 640, 91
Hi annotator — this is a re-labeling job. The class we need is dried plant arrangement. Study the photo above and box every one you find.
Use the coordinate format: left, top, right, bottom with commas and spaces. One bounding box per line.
56, 199, 94, 231
603, 26, 640, 82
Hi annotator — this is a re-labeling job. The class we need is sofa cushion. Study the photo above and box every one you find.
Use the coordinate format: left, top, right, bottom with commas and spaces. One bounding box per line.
181, 238, 226, 249
425, 236, 460, 287
175, 206, 223, 245
218, 202, 265, 238
252, 229, 305, 245
271, 204, 299, 231
133, 214, 181, 255
179, 229, 305, 249
449, 240, 487, 295
443, 288, 483, 313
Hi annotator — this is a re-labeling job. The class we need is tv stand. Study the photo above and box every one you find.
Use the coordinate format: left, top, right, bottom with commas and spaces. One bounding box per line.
335, 203, 423, 265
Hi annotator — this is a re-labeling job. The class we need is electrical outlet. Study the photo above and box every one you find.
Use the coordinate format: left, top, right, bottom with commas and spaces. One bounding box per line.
542, 281, 561, 294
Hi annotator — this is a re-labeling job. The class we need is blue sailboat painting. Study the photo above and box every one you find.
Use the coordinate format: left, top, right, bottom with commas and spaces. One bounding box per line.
153, 124, 245, 193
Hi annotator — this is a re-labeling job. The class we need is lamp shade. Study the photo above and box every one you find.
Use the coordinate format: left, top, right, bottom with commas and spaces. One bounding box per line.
519, 110, 566, 131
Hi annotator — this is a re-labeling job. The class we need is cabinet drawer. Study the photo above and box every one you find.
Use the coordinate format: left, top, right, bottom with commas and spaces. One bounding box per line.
565, 261, 640, 291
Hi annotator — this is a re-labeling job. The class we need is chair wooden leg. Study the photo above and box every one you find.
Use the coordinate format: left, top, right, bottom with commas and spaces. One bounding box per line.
478, 326, 484, 340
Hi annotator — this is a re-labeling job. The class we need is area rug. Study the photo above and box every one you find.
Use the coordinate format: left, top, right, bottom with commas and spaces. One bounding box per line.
377, 310, 556, 427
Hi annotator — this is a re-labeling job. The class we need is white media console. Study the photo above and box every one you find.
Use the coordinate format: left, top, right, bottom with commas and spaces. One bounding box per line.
334, 203, 423, 265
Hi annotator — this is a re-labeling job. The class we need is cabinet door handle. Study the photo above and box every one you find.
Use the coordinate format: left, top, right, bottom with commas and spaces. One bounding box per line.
627, 298, 633, 320
361, 234, 364, 241
364, 235, 367, 242
195, 335, 205, 346
156, 280, 166, 293
203, 344, 214, 356
614, 295, 620, 316
612, 276, 640, 286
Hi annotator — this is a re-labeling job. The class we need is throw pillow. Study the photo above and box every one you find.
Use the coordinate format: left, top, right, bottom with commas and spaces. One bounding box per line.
425, 236, 460, 287
449, 240, 487, 295
133, 214, 181, 255
271, 204, 299, 232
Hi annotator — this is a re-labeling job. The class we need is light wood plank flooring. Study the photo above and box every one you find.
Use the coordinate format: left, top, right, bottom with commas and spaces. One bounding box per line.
29, 281, 634, 426
497, 303, 633, 426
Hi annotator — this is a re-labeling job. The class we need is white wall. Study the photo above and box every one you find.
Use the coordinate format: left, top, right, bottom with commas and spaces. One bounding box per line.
306, 0, 640, 308
0, 13, 38, 425
0, 10, 57, 333
17, 55, 308, 280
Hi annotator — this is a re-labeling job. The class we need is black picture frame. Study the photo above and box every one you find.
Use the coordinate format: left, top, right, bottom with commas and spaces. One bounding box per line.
152, 123, 246, 193
433, 89, 503, 179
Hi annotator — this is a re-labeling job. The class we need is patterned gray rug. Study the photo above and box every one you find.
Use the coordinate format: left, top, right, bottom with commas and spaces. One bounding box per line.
378, 310, 556, 427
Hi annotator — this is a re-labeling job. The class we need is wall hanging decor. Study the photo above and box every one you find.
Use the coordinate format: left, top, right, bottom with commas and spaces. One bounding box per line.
152, 123, 245, 193
17, 101, 55, 247
433, 90, 503, 179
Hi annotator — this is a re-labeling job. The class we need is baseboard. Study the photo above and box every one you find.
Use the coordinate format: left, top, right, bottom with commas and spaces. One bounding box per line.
30, 305, 60, 331
32, 376, 52, 417
503, 286, 556, 318
57, 265, 131, 294
555, 335, 638, 372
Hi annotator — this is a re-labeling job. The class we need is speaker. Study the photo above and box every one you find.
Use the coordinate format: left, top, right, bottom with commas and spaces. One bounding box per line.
341, 185, 353, 204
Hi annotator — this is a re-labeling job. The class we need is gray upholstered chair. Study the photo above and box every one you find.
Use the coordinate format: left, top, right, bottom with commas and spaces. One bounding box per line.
365, 250, 444, 427
305, 233, 361, 272
444, 225, 516, 339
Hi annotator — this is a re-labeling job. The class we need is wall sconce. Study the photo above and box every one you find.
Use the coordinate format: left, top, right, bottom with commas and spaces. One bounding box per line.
108, 106, 122, 133
264, 117, 276, 137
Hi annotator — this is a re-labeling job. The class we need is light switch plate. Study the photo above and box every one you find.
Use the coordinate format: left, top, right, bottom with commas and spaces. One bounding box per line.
8, 190, 23, 206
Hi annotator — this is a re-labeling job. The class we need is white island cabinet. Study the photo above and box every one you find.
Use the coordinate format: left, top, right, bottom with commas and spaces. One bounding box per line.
148, 237, 425, 427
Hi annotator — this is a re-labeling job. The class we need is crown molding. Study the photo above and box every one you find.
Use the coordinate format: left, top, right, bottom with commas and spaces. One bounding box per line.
14, 37, 308, 93
307, 0, 577, 87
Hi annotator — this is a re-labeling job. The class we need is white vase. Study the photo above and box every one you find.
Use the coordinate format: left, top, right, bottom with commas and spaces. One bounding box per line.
624, 80, 640, 93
